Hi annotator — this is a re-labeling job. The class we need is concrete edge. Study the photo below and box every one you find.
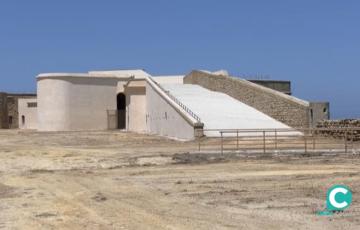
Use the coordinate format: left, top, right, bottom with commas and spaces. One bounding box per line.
145, 77, 204, 130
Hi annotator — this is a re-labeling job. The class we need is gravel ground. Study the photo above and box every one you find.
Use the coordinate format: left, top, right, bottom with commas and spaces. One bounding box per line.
0, 130, 359, 229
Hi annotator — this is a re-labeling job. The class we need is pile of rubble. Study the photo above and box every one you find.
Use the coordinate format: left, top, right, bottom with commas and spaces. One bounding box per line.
316, 119, 360, 141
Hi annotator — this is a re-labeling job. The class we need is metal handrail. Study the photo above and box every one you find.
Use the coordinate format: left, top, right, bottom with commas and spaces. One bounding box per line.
147, 77, 202, 122
196, 127, 360, 154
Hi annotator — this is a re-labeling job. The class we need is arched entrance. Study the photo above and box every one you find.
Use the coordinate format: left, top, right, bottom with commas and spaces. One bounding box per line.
117, 93, 126, 129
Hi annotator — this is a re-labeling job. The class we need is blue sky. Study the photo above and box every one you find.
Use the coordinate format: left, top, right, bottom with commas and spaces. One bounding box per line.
0, 0, 359, 118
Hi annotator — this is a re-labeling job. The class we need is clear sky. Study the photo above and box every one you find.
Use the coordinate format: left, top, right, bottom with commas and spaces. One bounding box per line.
0, 0, 359, 118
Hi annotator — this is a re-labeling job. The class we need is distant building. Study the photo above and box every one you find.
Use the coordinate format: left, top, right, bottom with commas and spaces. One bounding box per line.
0, 92, 37, 129
248, 80, 291, 95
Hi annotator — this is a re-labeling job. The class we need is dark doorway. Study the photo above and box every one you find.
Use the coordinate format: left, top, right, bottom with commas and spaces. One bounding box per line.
117, 93, 126, 129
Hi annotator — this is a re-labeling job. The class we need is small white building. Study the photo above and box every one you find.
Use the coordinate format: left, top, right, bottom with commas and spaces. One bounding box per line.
18, 98, 38, 129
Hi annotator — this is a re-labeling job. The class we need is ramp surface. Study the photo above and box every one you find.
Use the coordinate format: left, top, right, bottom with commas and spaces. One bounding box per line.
162, 84, 298, 137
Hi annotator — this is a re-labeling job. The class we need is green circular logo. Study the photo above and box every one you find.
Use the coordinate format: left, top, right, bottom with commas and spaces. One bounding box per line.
326, 185, 352, 211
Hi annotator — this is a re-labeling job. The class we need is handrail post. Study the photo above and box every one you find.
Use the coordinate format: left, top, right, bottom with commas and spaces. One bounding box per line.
221, 132, 224, 155
236, 130, 239, 150
345, 130, 348, 153
312, 129, 315, 150
198, 137, 201, 152
274, 130, 277, 151
263, 131, 266, 154
351, 129, 354, 151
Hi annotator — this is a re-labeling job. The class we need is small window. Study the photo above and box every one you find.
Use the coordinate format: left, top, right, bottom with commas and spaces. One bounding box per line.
323, 108, 327, 113
8, 116, 13, 124
27, 102, 37, 108
22, 115, 25, 125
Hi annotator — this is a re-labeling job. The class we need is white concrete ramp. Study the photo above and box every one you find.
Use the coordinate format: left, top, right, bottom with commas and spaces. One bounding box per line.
162, 84, 299, 137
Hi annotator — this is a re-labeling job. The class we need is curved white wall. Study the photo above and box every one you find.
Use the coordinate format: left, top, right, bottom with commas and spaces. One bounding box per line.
37, 76, 118, 131
37, 78, 71, 131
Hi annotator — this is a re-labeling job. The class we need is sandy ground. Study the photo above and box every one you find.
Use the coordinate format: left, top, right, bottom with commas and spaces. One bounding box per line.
0, 130, 360, 230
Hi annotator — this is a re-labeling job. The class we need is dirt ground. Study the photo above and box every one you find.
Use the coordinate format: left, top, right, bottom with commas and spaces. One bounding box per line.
0, 130, 360, 230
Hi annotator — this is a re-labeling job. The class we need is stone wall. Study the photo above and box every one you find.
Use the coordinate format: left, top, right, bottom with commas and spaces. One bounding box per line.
317, 119, 360, 141
184, 70, 312, 128
7, 96, 18, 128
0, 93, 8, 128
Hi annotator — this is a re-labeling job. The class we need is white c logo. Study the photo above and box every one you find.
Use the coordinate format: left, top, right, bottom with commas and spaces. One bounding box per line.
329, 187, 348, 209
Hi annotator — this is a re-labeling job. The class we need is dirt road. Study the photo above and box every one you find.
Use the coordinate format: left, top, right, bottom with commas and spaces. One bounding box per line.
0, 130, 359, 229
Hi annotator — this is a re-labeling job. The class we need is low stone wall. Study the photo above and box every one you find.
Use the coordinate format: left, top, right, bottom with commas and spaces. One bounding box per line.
184, 71, 311, 128
316, 119, 360, 141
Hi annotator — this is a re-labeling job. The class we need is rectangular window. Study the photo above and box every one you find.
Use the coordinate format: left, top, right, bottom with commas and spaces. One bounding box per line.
27, 102, 37, 108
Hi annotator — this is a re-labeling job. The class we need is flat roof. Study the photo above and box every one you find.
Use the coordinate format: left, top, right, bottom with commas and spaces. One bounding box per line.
37, 69, 150, 80
88, 69, 150, 79
0, 92, 36, 97
37, 73, 127, 80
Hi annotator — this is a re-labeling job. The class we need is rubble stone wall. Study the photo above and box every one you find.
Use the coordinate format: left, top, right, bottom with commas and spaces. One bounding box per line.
0, 93, 8, 128
316, 119, 360, 141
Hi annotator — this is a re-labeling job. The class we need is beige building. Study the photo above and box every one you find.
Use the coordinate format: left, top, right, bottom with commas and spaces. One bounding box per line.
16, 69, 329, 140
18, 98, 38, 129
0, 93, 37, 129
34, 70, 201, 140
